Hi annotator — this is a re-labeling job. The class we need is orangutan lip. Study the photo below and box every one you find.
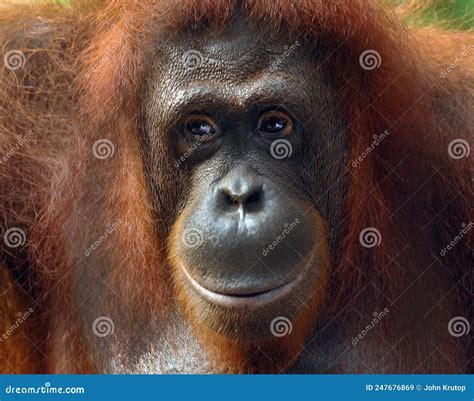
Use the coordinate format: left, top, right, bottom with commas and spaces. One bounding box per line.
181, 261, 311, 308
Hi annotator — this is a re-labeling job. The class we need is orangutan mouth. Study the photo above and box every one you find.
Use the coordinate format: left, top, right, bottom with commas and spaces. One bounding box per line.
181, 260, 311, 309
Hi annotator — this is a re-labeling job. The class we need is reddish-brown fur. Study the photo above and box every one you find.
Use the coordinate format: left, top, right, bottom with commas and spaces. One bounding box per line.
169, 210, 331, 373
0, 0, 472, 373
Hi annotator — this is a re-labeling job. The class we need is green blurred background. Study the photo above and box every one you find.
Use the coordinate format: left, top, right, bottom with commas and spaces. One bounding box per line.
5, 0, 474, 30
394, 0, 473, 29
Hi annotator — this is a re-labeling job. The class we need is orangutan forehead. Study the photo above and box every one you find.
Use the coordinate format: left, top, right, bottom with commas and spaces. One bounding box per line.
156, 16, 306, 74
145, 19, 325, 130
147, 28, 316, 124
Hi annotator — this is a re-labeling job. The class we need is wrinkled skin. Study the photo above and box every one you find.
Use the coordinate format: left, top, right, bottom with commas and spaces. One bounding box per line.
78, 19, 347, 373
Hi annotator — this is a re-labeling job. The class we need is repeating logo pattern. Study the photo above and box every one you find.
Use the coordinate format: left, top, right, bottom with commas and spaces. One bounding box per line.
359, 227, 382, 248
448, 139, 470, 160
4, 50, 26, 71
92, 316, 115, 338
359, 50, 382, 70
3, 227, 27, 248
270, 139, 293, 160
182, 50, 203, 70
270, 316, 293, 337
448, 316, 470, 337
92, 139, 115, 160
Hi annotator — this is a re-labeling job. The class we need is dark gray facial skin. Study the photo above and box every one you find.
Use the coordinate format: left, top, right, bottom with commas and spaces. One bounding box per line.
84, 18, 348, 373
142, 18, 347, 238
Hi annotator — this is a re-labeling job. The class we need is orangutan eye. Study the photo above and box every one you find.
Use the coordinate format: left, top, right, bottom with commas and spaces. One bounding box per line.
183, 115, 220, 141
258, 111, 293, 138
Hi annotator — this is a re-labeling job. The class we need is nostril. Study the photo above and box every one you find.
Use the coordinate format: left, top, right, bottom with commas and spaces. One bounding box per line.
221, 187, 261, 205
222, 190, 239, 206
215, 189, 240, 213
216, 184, 264, 213
214, 169, 266, 213
245, 191, 261, 205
